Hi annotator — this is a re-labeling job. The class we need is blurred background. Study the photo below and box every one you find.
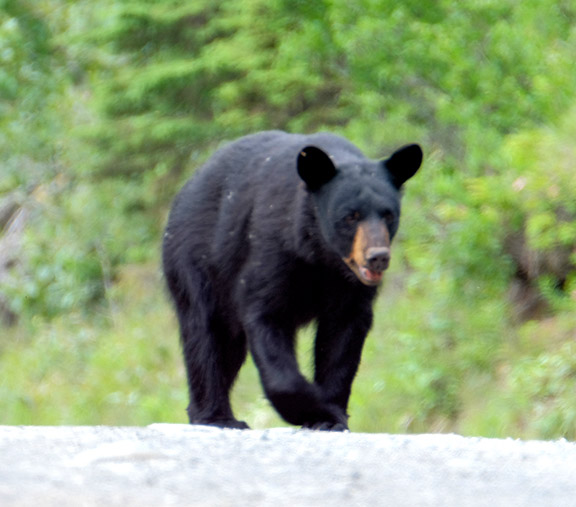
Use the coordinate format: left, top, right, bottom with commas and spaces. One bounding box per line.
1, 0, 575, 438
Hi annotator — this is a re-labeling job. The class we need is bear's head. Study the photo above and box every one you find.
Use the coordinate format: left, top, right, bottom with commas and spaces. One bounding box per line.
297, 143, 422, 286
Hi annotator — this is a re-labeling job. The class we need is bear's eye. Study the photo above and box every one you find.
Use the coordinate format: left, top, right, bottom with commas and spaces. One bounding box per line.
345, 211, 361, 224
382, 210, 395, 224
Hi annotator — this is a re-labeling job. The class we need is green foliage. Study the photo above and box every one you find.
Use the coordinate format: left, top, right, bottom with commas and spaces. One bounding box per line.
503, 109, 576, 250
1, 0, 576, 439
0, 0, 61, 191
464, 104, 576, 313
82, 0, 347, 180
0, 268, 188, 424
512, 345, 576, 440
506, 315, 576, 440
4, 173, 163, 320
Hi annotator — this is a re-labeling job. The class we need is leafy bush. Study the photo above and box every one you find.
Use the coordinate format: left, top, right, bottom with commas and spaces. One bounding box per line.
510, 327, 576, 440
3, 179, 158, 319
464, 105, 576, 316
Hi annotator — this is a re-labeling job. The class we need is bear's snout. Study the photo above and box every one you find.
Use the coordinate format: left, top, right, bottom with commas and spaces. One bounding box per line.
366, 247, 390, 273
343, 221, 392, 286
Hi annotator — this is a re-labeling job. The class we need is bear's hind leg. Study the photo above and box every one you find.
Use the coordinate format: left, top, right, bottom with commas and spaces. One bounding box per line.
181, 316, 249, 429
168, 265, 249, 429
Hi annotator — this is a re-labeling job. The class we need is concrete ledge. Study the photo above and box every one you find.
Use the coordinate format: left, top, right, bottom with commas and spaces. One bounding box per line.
1, 425, 575, 506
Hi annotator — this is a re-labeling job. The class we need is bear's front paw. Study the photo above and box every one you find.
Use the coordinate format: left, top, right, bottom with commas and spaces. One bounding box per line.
301, 403, 349, 431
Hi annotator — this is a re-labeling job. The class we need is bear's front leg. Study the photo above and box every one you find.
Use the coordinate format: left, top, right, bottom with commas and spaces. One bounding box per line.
312, 301, 374, 428
243, 313, 349, 431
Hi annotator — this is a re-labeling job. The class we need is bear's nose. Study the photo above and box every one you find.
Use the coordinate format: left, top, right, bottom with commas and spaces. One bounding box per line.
366, 247, 390, 272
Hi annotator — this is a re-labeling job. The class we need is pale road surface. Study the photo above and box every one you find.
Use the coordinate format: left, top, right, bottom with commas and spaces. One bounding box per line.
1, 425, 576, 507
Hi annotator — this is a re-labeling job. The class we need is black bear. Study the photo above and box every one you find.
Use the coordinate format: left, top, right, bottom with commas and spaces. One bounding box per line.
162, 131, 422, 431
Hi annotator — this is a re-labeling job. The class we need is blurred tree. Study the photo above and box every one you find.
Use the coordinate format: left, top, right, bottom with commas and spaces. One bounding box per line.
0, 0, 60, 191
84, 0, 345, 190
84, 0, 576, 189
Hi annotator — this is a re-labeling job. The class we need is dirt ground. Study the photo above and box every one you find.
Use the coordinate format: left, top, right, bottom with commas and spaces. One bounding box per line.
1, 424, 575, 506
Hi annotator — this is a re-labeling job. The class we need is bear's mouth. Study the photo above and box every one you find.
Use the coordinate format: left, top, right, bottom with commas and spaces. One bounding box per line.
359, 265, 384, 285
343, 258, 385, 286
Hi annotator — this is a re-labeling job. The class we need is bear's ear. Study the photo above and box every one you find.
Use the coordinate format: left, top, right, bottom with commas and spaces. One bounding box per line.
297, 146, 337, 191
383, 144, 423, 189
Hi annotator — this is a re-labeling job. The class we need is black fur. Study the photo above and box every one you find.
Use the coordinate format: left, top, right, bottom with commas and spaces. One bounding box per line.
162, 131, 422, 430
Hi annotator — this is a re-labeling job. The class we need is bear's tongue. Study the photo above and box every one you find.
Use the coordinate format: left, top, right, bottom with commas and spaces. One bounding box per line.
360, 266, 383, 284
